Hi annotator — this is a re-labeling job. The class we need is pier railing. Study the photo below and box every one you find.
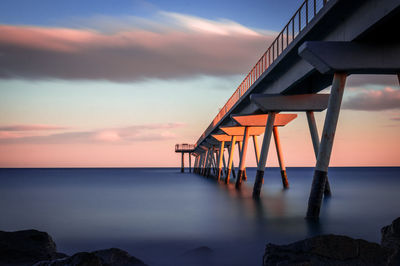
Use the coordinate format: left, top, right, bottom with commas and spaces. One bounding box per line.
196, 0, 329, 147
175, 144, 195, 152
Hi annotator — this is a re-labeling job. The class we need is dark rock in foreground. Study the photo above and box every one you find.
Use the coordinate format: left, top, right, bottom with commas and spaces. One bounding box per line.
0, 229, 66, 266
0, 230, 147, 266
34, 248, 147, 266
381, 217, 400, 265
264, 217, 400, 266
264, 234, 391, 266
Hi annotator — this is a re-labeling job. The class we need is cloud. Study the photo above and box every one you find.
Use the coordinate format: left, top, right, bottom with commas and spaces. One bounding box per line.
0, 124, 67, 131
0, 123, 185, 144
0, 12, 275, 81
346, 74, 399, 87
342, 87, 400, 111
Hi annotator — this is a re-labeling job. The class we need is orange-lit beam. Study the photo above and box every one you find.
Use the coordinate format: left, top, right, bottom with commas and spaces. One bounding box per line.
212, 134, 244, 142
220, 126, 265, 136
232, 113, 297, 127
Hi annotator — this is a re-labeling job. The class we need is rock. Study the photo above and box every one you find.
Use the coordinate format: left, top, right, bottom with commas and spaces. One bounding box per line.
381, 217, 400, 265
0, 229, 66, 266
34, 248, 147, 266
93, 248, 147, 266
263, 234, 392, 266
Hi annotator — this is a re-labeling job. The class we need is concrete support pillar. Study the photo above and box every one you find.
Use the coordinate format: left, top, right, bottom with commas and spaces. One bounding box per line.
306, 73, 346, 219
231, 160, 237, 179
198, 153, 204, 174
207, 147, 214, 177
194, 156, 198, 173
193, 155, 200, 173
236, 127, 250, 188
210, 147, 217, 177
306, 111, 332, 196
217, 141, 225, 181
202, 149, 209, 176
237, 141, 247, 180
181, 152, 184, 173
222, 149, 227, 176
253, 135, 260, 165
273, 126, 289, 189
189, 153, 192, 173
226, 136, 237, 184
253, 112, 276, 199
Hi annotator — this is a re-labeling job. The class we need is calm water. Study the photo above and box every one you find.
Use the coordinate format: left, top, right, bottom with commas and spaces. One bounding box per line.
0, 167, 399, 265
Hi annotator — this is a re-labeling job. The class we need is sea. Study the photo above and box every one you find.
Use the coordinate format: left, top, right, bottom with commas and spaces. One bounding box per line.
0, 167, 399, 266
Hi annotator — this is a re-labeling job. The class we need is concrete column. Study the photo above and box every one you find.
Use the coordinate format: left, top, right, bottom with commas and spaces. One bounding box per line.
253, 135, 260, 165
210, 147, 217, 177
198, 153, 204, 174
207, 147, 214, 177
181, 152, 184, 173
236, 127, 250, 188
193, 156, 197, 173
253, 112, 276, 199
306, 111, 332, 196
223, 148, 227, 176
231, 160, 237, 179
202, 149, 209, 176
306, 73, 346, 219
189, 153, 192, 173
217, 141, 225, 181
193, 155, 200, 173
226, 135, 237, 184
237, 141, 247, 180
273, 126, 289, 189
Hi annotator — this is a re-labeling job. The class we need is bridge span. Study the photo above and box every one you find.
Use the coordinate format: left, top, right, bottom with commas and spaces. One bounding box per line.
176, 0, 400, 218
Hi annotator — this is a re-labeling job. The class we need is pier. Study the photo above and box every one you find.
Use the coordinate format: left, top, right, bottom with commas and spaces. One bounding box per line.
175, 144, 195, 173
176, 0, 400, 218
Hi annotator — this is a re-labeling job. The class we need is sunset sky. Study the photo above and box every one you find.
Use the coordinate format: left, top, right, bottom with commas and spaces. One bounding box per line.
0, 0, 399, 167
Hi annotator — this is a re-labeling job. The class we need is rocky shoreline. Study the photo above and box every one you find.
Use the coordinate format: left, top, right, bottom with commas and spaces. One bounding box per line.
263, 217, 400, 266
1, 217, 399, 266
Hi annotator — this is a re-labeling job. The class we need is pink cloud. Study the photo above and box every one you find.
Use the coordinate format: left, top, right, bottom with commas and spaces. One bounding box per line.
342, 87, 400, 111
0, 123, 185, 144
0, 14, 274, 81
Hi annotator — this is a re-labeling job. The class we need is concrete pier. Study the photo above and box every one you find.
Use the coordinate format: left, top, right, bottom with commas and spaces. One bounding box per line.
226, 136, 237, 184
178, 0, 400, 218
306, 111, 331, 196
253, 112, 276, 199
306, 73, 346, 219
217, 141, 225, 180
175, 144, 195, 173
231, 114, 297, 193
236, 127, 250, 188
273, 126, 289, 189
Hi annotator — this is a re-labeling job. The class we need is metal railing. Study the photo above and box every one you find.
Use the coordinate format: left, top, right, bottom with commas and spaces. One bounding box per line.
196, 0, 329, 147
175, 144, 195, 152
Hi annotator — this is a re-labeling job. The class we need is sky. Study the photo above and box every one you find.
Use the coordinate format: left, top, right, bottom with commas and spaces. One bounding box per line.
0, 0, 399, 167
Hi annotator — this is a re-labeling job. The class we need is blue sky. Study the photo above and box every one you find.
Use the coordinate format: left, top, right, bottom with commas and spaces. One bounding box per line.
0, 0, 301, 30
